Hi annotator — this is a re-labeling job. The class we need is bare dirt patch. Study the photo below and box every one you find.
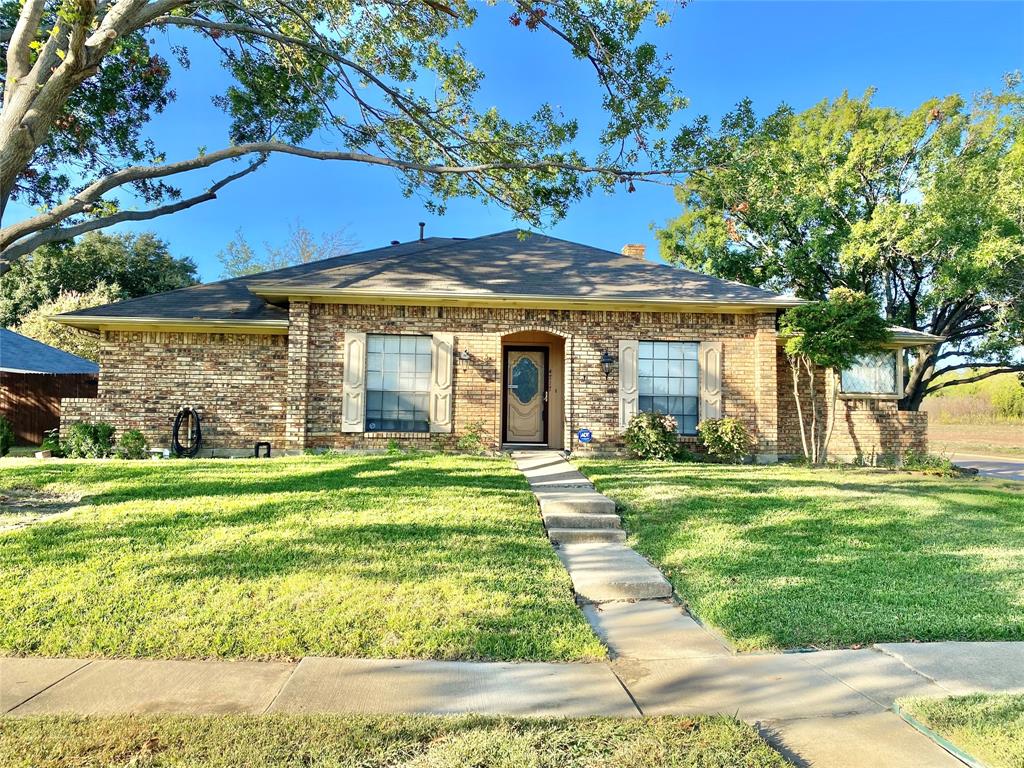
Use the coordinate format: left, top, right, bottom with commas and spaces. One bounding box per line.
930, 423, 1024, 457
0, 488, 83, 532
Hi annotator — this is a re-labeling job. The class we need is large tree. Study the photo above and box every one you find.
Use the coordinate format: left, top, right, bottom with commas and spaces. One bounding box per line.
0, 230, 196, 326
658, 80, 1024, 410
0, 1, 690, 275
216, 221, 356, 278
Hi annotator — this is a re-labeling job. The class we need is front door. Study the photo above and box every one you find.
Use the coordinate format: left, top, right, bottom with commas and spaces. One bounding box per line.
504, 348, 547, 444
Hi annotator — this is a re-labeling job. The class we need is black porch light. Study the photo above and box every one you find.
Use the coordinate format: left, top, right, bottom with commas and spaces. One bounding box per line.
600, 349, 615, 378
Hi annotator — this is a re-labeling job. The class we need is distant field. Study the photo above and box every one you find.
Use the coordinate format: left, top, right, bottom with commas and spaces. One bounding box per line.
929, 423, 1024, 457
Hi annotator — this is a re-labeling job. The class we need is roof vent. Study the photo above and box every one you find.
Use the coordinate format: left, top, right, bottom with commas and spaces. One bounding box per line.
621, 243, 646, 259
418, 222, 426, 241
390, 240, 400, 246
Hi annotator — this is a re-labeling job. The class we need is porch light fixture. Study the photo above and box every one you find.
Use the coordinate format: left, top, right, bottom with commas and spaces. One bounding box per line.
458, 349, 472, 363
600, 349, 615, 378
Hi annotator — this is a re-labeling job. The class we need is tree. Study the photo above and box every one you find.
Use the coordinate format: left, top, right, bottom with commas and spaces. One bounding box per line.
0, 231, 196, 327
0, 1, 692, 275
14, 282, 119, 360
658, 79, 1024, 410
779, 289, 892, 464
217, 222, 356, 278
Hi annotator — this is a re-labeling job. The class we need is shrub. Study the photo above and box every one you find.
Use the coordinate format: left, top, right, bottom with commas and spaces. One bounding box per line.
697, 417, 754, 463
40, 428, 63, 457
0, 415, 13, 456
115, 429, 149, 460
62, 421, 115, 458
624, 412, 683, 461
455, 420, 488, 455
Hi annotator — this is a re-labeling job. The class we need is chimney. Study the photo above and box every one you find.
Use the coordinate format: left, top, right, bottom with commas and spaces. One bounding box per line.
621, 243, 646, 260
418, 222, 426, 241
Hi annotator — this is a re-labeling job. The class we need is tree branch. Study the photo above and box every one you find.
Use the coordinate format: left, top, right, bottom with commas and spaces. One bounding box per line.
0, 156, 266, 268
923, 364, 1024, 394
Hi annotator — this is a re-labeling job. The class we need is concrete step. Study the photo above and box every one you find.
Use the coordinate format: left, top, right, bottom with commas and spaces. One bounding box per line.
557, 543, 673, 603
535, 489, 616, 516
547, 528, 626, 544
542, 512, 622, 530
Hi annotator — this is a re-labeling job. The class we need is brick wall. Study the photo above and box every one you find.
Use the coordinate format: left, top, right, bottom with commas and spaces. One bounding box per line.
775, 346, 928, 462
301, 303, 779, 455
61, 330, 288, 451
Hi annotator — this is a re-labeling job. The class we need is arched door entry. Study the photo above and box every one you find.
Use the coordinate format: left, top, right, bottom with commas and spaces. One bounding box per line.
503, 346, 548, 444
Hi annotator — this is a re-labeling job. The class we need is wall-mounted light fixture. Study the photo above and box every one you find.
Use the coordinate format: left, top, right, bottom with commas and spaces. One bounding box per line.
458, 349, 472, 364
600, 349, 615, 378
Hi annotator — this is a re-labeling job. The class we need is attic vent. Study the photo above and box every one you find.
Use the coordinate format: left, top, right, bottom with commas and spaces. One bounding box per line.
621, 244, 646, 259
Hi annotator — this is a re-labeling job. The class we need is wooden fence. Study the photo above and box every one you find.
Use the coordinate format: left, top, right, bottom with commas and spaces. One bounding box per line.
0, 372, 97, 445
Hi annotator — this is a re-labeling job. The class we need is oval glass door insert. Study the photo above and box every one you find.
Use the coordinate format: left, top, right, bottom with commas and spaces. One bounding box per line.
511, 356, 539, 404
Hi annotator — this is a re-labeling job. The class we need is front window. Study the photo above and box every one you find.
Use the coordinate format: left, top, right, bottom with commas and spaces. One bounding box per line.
365, 334, 432, 432
841, 352, 899, 395
638, 341, 700, 435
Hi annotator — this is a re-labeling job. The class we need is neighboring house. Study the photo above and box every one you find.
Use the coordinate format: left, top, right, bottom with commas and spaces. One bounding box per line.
54, 230, 939, 460
0, 329, 98, 445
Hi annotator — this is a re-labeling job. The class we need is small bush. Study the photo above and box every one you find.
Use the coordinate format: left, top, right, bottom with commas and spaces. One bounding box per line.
62, 421, 115, 458
698, 417, 754, 463
115, 429, 149, 460
898, 450, 958, 475
40, 428, 63, 457
455, 420, 488, 455
0, 415, 13, 457
624, 412, 683, 461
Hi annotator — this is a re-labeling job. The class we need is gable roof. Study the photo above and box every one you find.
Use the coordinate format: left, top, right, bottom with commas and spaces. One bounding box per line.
54, 230, 800, 332
0, 329, 99, 374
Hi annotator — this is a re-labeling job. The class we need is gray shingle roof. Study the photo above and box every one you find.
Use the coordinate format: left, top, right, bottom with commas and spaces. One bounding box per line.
0, 329, 99, 374
55, 230, 800, 330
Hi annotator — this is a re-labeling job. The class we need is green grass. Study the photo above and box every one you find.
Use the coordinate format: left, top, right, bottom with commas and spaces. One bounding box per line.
0, 454, 604, 661
899, 694, 1024, 768
574, 460, 1024, 652
0, 714, 789, 768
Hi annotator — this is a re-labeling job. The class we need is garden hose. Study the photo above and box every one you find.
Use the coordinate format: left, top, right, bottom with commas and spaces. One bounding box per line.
171, 407, 202, 458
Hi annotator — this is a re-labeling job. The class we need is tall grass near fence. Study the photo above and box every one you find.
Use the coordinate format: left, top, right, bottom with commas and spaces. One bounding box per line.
923, 371, 1024, 424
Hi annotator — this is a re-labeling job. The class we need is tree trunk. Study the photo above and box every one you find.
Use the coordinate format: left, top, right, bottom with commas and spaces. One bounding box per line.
822, 367, 839, 462
789, 355, 811, 462
900, 346, 938, 411
805, 358, 819, 464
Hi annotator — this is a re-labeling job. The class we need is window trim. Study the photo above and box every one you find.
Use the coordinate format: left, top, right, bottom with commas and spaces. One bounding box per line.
636, 339, 702, 436
839, 349, 903, 400
364, 332, 433, 433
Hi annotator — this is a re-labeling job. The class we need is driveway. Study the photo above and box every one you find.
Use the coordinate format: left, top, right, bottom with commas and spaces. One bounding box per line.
950, 452, 1024, 482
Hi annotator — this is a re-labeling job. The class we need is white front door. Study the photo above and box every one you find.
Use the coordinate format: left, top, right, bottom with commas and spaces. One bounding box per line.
505, 349, 546, 443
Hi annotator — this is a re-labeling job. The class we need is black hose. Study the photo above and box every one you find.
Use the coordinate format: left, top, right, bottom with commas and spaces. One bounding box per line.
172, 407, 202, 458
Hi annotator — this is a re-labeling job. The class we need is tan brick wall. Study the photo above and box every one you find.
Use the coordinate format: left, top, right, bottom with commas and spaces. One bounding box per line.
302, 304, 779, 454
61, 330, 288, 450
775, 346, 928, 462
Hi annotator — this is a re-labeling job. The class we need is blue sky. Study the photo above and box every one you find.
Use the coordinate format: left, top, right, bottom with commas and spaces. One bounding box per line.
31, 1, 1024, 280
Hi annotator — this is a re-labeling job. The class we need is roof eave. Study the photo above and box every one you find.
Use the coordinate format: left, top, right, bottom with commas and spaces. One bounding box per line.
52, 314, 290, 334
246, 285, 803, 312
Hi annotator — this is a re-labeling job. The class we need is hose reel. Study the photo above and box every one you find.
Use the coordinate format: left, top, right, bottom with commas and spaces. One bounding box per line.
172, 406, 202, 458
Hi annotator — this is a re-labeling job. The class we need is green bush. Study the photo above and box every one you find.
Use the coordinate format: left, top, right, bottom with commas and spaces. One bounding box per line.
0, 415, 13, 457
992, 377, 1024, 420
624, 412, 683, 461
115, 429, 149, 460
455, 420, 488, 455
698, 417, 754, 462
63, 421, 115, 458
40, 428, 63, 457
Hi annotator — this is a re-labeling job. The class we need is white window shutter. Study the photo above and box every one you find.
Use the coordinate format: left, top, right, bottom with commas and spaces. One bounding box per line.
618, 339, 639, 428
430, 333, 454, 433
341, 331, 366, 432
699, 341, 723, 421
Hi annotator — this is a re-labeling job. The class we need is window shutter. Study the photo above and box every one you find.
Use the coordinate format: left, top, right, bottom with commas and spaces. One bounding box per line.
341, 331, 366, 432
699, 341, 723, 421
430, 332, 454, 433
618, 339, 639, 428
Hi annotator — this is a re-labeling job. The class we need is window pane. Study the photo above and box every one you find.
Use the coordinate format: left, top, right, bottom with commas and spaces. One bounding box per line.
842, 352, 898, 394
365, 335, 432, 432
637, 341, 701, 434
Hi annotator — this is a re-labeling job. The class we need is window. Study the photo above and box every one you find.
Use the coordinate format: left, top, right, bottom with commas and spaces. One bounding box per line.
365, 334, 432, 432
841, 352, 899, 395
638, 341, 700, 435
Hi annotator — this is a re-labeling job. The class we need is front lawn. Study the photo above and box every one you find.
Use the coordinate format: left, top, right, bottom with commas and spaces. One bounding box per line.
0, 454, 604, 661
0, 714, 789, 768
575, 460, 1024, 651
898, 694, 1024, 768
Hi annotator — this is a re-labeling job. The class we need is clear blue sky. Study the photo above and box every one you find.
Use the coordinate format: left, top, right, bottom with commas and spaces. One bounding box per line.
45, 1, 1024, 281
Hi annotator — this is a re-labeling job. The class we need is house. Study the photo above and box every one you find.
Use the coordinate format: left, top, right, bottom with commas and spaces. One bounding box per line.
0, 329, 98, 445
54, 230, 939, 459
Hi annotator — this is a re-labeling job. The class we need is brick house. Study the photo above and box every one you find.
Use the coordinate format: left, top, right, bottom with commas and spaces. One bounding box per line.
55, 230, 938, 459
